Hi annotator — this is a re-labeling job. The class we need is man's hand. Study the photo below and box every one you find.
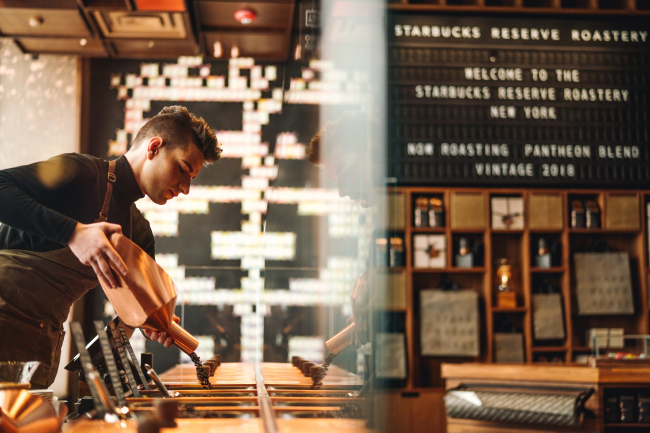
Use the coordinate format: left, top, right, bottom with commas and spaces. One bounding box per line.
143, 316, 180, 348
67, 222, 128, 289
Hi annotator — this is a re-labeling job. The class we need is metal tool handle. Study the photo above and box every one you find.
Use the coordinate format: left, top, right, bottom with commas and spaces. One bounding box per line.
143, 364, 175, 398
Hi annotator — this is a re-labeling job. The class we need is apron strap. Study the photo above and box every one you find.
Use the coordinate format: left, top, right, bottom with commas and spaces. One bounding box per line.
96, 160, 117, 223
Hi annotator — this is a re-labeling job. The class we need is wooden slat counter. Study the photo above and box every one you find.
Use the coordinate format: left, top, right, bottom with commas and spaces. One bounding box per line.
442, 363, 650, 433
65, 362, 372, 433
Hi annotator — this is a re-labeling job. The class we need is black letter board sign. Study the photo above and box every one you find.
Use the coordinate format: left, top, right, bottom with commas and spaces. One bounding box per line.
388, 14, 650, 187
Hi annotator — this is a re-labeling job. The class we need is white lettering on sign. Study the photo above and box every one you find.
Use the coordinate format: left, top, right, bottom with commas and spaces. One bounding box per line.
541, 164, 576, 177
524, 144, 591, 158
563, 88, 629, 102
491, 27, 560, 41
531, 69, 548, 81
555, 69, 580, 82
464, 67, 523, 81
407, 142, 434, 156
523, 106, 557, 120
490, 106, 516, 118
395, 25, 480, 39
598, 145, 641, 159
497, 87, 556, 101
415, 85, 490, 99
571, 29, 648, 43
475, 163, 534, 177
440, 143, 509, 157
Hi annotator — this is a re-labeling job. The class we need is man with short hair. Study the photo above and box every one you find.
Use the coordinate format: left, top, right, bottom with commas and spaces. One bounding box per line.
0, 105, 221, 388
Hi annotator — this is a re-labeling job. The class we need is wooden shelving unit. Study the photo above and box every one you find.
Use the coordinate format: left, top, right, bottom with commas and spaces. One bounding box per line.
382, 187, 650, 390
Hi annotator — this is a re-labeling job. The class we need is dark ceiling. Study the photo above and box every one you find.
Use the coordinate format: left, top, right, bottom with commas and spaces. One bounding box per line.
0, 0, 318, 60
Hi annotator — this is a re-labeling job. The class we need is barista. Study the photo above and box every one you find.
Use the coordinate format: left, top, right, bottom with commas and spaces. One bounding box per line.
0, 106, 221, 388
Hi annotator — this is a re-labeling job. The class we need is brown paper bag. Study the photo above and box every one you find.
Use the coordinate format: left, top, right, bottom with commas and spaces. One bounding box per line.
533, 293, 565, 340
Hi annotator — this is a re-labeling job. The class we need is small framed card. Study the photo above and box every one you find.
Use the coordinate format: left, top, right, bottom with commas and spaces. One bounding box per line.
491, 197, 524, 230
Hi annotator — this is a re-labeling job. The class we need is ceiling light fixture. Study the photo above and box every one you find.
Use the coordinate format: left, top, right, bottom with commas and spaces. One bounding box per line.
234, 8, 257, 25
28, 17, 44, 28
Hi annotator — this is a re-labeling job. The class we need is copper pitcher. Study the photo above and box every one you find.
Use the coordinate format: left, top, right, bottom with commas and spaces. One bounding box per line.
99, 233, 198, 354
0, 389, 60, 433
325, 323, 356, 355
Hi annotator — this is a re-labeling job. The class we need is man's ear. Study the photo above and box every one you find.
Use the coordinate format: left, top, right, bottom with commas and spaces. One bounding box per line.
146, 137, 164, 160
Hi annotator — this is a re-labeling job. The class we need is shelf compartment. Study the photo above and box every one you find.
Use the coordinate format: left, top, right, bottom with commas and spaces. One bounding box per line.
411, 227, 446, 233
570, 229, 640, 234
492, 307, 528, 313
529, 229, 564, 234
532, 346, 567, 353
450, 228, 485, 234
412, 267, 486, 273
530, 267, 566, 273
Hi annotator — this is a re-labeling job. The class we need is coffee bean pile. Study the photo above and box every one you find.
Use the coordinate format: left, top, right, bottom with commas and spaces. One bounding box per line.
189, 352, 212, 389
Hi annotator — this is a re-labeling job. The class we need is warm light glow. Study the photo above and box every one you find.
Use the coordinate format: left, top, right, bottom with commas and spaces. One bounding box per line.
213, 41, 222, 58
231, 46, 239, 58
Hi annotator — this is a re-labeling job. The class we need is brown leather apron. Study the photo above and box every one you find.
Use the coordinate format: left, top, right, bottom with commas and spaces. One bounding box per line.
0, 160, 127, 389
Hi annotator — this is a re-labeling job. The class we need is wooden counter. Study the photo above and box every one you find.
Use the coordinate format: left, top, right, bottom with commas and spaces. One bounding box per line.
64, 362, 372, 433
442, 362, 650, 433
442, 363, 650, 385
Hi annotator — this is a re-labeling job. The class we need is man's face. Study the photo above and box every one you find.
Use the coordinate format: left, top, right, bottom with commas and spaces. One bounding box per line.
142, 139, 204, 205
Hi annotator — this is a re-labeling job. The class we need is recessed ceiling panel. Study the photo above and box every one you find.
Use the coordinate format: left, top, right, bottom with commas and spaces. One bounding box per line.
16, 37, 107, 56
110, 38, 198, 58
94, 11, 188, 38
197, 1, 293, 30
204, 32, 289, 60
0, 8, 91, 37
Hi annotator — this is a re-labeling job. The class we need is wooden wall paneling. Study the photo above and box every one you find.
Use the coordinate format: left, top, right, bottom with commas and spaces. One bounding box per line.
597, 192, 607, 230
632, 193, 649, 335
374, 389, 447, 433
484, 191, 494, 363
561, 191, 573, 361
404, 188, 416, 389
522, 192, 533, 363
643, 193, 650, 315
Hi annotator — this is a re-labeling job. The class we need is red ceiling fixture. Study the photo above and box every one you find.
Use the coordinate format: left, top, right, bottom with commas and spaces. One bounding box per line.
234, 8, 257, 25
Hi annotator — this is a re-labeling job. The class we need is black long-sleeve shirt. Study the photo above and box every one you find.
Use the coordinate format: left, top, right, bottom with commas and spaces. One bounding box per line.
0, 153, 155, 258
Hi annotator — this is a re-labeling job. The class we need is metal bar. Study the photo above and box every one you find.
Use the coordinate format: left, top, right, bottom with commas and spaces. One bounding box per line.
255, 364, 279, 433
143, 364, 176, 398
108, 322, 141, 397
93, 321, 128, 408
70, 322, 108, 418
118, 327, 151, 390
